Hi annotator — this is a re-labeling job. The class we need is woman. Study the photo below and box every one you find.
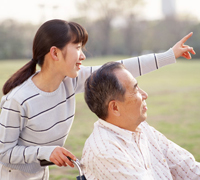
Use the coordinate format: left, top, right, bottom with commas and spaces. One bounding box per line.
0, 19, 195, 179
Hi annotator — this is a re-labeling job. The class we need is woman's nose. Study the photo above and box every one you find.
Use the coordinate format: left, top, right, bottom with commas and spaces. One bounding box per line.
80, 51, 86, 61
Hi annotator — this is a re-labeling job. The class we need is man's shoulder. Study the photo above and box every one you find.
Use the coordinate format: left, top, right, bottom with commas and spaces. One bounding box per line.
140, 121, 155, 132
83, 121, 117, 155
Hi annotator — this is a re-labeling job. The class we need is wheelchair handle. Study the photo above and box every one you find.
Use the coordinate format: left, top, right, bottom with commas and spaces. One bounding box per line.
39, 156, 86, 180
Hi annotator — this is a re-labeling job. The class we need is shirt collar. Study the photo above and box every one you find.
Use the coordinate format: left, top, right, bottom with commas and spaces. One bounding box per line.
97, 119, 142, 142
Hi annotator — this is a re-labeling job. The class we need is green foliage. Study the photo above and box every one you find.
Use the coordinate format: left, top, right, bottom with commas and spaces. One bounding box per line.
1, 17, 200, 59
0, 20, 38, 59
0, 58, 200, 179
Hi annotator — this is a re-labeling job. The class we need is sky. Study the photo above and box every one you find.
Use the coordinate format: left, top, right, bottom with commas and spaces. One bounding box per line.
0, 0, 200, 24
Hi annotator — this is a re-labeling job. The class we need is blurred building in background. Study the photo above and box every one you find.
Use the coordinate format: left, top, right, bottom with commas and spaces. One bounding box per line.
162, 0, 176, 18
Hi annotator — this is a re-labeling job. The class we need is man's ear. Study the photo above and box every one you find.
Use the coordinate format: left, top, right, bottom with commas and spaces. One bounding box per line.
50, 46, 59, 61
108, 100, 120, 117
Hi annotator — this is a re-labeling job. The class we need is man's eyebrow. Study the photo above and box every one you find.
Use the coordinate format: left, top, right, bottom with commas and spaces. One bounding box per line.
134, 82, 138, 89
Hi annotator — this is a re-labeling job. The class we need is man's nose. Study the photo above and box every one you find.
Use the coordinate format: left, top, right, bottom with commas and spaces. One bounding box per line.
140, 88, 148, 100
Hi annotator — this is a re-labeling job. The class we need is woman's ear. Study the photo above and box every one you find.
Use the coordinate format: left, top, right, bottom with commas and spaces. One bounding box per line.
108, 100, 120, 117
50, 46, 59, 61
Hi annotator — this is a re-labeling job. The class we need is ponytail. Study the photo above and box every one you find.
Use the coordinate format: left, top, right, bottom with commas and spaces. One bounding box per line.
2, 60, 37, 95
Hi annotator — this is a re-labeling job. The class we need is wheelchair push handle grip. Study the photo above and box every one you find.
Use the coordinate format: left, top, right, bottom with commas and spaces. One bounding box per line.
39, 156, 72, 166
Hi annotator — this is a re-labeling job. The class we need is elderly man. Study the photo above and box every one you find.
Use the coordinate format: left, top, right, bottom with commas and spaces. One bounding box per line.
81, 62, 200, 179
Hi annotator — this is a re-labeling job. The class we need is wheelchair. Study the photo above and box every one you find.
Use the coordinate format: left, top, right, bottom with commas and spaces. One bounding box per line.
40, 157, 86, 180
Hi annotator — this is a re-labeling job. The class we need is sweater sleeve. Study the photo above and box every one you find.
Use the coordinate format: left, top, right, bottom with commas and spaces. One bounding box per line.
122, 48, 175, 77
74, 48, 176, 94
0, 97, 57, 165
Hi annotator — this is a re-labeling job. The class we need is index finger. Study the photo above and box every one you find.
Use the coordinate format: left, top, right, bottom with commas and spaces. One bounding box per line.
63, 149, 76, 161
180, 32, 193, 44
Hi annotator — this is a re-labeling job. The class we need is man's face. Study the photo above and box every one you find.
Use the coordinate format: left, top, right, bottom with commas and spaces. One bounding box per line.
115, 69, 148, 131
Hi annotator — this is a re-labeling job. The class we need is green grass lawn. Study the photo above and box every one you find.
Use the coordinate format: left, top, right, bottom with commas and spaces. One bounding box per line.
0, 58, 200, 179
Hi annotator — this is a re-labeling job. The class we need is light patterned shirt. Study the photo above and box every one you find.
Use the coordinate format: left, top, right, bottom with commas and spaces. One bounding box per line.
81, 119, 200, 179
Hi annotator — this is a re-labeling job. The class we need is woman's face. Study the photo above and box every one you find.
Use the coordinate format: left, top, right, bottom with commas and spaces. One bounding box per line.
59, 42, 86, 78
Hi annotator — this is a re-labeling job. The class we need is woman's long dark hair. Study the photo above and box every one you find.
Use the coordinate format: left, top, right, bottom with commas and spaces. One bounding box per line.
2, 19, 88, 95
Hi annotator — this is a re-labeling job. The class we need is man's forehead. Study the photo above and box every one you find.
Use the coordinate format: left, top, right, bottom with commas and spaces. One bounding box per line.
115, 69, 137, 87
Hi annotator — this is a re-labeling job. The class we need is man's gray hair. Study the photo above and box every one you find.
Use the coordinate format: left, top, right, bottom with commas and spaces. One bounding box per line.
84, 62, 126, 120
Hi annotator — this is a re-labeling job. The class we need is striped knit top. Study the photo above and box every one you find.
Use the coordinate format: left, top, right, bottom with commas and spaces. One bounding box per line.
0, 49, 175, 173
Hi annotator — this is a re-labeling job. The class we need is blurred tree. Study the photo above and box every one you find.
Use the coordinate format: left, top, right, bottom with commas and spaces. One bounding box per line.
0, 19, 37, 60
123, 14, 148, 56
0, 20, 23, 59
77, 0, 143, 55
150, 18, 193, 52
0, 16, 199, 60
190, 23, 200, 58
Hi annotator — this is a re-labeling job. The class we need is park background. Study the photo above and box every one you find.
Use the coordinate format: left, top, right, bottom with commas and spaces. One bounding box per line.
0, 0, 200, 179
